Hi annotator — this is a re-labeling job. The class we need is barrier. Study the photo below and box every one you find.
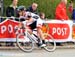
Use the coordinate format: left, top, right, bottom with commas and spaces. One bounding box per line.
45, 20, 73, 42
0, 19, 19, 42
0, 19, 74, 42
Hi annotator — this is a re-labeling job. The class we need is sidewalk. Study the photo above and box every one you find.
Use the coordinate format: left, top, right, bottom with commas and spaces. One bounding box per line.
0, 45, 75, 50
0, 42, 75, 50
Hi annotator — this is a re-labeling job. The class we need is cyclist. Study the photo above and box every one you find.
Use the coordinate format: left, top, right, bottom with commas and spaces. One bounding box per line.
17, 6, 39, 21
19, 13, 46, 47
17, 6, 46, 47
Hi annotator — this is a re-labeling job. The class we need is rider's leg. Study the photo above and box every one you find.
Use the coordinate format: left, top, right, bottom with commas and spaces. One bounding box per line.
27, 28, 33, 34
37, 27, 46, 47
37, 28, 44, 39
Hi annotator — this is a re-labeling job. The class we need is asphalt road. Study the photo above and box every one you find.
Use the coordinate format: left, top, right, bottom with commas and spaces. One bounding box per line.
0, 48, 75, 57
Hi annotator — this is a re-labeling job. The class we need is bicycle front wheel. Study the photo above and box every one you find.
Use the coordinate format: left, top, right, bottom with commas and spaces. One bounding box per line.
43, 33, 56, 52
16, 33, 34, 52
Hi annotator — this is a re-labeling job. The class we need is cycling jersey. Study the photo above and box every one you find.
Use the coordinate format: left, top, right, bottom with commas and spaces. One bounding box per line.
23, 12, 39, 20
37, 18, 44, 28
23, 17, 44, 30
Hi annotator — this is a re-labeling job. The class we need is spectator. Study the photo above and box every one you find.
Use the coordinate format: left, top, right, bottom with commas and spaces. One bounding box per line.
72, 9, 75, 22
68, 0, 73, 13
70, 0, 75, 22
55, 0, 69, 46
5, 0, 18, 47
39, 12, 45, 19
55, 0, 69, 20
26, 3, 38, 14
6, 0, 18, 17
39, 12, 47, 33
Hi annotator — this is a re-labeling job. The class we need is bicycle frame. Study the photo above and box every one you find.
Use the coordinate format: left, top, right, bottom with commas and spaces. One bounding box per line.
25, 29, 39, 43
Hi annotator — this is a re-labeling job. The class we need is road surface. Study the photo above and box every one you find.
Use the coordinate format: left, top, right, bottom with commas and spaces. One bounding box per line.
0, 48, 75, 57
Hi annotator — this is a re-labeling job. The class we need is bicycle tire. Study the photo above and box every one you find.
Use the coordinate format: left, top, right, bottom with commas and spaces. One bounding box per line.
16, 33, 34, 52
43, 33, 56, 52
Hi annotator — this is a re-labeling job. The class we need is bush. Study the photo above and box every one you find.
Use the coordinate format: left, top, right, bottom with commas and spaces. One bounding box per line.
4, 0, 73, 19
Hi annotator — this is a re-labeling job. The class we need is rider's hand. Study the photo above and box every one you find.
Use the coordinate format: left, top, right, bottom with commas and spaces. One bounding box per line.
18, 22, 22, 28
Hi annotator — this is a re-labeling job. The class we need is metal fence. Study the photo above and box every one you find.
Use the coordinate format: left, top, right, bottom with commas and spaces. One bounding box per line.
0, 0, 3, 16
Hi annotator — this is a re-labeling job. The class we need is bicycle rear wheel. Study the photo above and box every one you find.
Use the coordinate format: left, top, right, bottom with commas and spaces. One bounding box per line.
43, 33, 56, 52
16, 33, 34, 52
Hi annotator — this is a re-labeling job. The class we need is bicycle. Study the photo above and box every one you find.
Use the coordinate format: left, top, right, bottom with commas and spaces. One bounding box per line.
16, 22, 56, 52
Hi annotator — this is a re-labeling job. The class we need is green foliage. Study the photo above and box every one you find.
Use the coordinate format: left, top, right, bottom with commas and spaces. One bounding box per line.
4, 0, 71, 19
